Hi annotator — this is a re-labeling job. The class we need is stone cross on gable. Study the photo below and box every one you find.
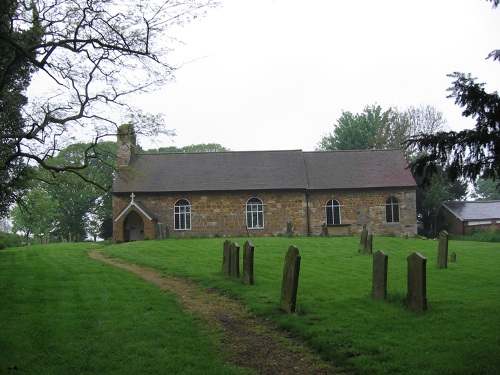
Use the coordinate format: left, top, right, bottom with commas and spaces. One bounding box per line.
130, 193, 135, 202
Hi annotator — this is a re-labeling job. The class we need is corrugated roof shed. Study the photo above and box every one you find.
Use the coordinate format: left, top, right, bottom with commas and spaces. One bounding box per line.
442, 200, 500, 221
113, 149, 416, 193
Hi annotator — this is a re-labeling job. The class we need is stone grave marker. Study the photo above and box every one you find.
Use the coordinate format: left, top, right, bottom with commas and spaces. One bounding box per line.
222, 240, 231, 276
437, 230, 449, 269
450, 252, 457, 263
230, 241, 240, 278
287, 221, 293, 236
358, 225, 368, 253
407, 252, 427, 311
280, 245, 301, 313
372, 250, 388, 300
243, 240, 255, 285
321, 223, 328, 237
366, 234, 373, 255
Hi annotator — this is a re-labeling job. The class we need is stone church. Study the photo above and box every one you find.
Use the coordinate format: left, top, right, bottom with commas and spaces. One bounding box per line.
112, 127, 417, 242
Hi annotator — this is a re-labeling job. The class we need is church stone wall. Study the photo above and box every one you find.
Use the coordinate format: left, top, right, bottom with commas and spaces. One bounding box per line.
308, 188, 417, 237
113, 187, 417, 241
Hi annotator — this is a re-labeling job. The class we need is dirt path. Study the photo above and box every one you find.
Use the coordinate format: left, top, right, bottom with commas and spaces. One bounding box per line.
88, 250, 345, 375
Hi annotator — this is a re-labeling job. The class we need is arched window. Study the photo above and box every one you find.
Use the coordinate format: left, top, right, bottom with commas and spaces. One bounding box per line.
174, 199, 191, 230
326, 199, 341, 225
246, 197, 264, 229
386, 196, 400, 223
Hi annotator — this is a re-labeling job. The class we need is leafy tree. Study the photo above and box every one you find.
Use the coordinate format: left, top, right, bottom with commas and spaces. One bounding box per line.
0, 0, 217, 217
471, 178, 500, 200
41, 141, 116, 240
404, 1, 500, 185
11, 187, 57, 242
317, 104, 447, 155
416, 170, 468, 235
317, 105, 392, 150
142, 143, 231, 153
0, 0, 41, 216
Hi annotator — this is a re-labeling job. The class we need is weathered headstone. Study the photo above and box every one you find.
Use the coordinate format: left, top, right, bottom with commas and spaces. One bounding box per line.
407, 252, 427, 311
243, 240, 255, 285
321, 223, 328, 237
450, 252, 457, 263
358, 225, 368, 253
372, 250, 388, 300
287, 221, 293, 236
230, 241, 240, 278
437, 230, 449, 269
366, 234, 373, 255
280, 245, 301, 313
222, 240, 231, 276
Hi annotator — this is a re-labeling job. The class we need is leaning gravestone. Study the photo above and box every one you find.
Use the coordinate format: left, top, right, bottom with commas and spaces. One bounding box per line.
372, 250, 388, 300
280, 245, 301, 313
358, 225, 368, 253
222, 240, 231, 276
437, 230, 449, 269
230, 242, 240, 278
243, 240, 255, 285
366, 234, 373, 255
407, 252, 427, 311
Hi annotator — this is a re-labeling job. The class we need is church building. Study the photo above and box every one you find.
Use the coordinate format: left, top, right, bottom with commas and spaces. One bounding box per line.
112, 126, 417, 242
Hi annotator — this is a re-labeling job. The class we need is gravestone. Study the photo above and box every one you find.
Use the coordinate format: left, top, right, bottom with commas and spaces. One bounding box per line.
230, 242, 240, 278
366, 234, 373, 255
358, 225, 368, 253
407, 252, 427, 311
372, 250, 388, 300
222, 240, 231, 276
450, 252, 457, 263
321, 223, 328, 237
437, 230, 449, 269
243, 240, 255, 285
280, 245, 301, 313
287, 221, 293, 236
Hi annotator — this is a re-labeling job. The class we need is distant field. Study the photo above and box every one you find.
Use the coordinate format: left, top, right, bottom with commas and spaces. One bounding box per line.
102, 236, 500, 374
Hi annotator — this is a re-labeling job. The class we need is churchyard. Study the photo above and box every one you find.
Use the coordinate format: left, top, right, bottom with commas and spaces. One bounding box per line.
1, 236, 498, 374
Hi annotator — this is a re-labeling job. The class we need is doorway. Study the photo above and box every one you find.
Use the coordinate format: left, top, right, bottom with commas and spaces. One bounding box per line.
124, 211, 144, 241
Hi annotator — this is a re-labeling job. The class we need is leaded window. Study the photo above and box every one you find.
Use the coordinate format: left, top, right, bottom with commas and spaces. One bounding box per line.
174, 199, 191, 230
386, 196, 400, 223
246, 197, 264, 229
326, 199, 341, 225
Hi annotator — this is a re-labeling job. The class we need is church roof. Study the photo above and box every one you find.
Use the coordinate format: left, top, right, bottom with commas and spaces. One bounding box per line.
112, 149, 416, 193
442, 200, 500, 221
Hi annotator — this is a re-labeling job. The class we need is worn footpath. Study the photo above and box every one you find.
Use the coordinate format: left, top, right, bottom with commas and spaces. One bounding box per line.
88, 250, 347, 375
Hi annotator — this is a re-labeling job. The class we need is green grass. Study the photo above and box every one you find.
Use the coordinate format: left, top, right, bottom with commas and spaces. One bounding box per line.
102, 237, 500, 374
0, 242, 244, 375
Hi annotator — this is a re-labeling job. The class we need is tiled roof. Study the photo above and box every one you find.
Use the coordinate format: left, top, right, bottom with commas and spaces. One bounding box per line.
113, 149, 416, 193
442, 200, 500, 221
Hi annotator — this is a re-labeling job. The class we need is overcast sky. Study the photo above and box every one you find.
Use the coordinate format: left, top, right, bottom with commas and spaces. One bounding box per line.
133, 0, 500, 152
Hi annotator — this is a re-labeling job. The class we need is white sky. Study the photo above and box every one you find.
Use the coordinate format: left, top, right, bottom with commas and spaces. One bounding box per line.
133, 0, 500, 151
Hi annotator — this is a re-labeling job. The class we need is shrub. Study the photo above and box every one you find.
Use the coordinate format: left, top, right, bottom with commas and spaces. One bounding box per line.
0, 232, 23, 248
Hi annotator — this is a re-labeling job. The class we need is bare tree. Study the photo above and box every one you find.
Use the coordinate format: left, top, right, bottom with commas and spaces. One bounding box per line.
0, 0, 217, 215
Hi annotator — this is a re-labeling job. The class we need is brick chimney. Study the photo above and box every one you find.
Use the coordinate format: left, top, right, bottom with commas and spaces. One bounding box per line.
117, 124, 136, 167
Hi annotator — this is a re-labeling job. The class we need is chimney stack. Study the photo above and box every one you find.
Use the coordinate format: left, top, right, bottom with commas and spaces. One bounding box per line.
117, 124, 136, 167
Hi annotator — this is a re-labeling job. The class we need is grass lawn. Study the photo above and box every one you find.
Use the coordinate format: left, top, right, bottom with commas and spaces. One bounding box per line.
0, 242, 244, 375
101, 236, 500, 374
